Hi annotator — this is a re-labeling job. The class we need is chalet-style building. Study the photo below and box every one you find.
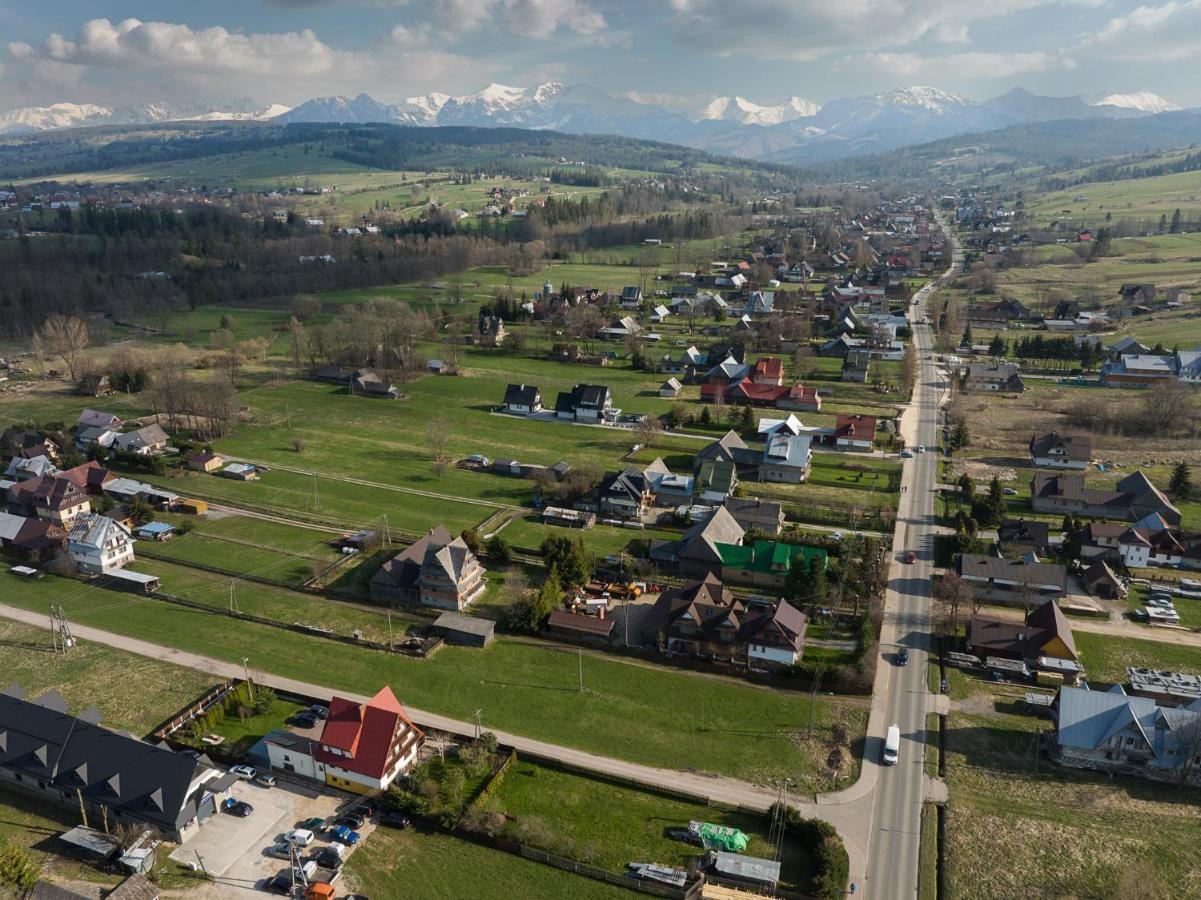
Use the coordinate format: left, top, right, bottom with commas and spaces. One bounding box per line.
963, 363, 1025, 393
312, 687, 424, 795
369, 525, 486, 611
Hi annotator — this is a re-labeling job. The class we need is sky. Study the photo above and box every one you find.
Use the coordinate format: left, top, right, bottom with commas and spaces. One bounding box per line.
2, 0, 1200, 111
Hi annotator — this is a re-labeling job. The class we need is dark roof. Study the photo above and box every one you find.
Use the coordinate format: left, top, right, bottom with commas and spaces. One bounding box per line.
649, 574, 745, 636
721, 496, 784, 529
965, 599, 1077, 660
107, 874, 160, 900
504, 383, 541, 406
997, 519, 1051, 550
958, 554, 1067, 591
371, 525, 455, 591
0, 688, 208, 833
1029, 432, 1092, 463
601, 467, 651, 502
547, 610, 615, 638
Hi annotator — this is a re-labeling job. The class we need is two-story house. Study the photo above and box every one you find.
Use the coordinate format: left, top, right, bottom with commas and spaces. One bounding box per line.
760, 432, 813, 483
6, 475, 90, 528
67, 513, 136, 574
503, 383, 543, 415
598, 468, 654, 519
1029, 432, 1092, 470
554, 384, 615, 422
311, 687, 424, 795
369, 525, 487, 611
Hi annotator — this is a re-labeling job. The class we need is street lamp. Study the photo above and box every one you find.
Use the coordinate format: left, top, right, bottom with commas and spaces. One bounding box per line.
242, 657, 253, 699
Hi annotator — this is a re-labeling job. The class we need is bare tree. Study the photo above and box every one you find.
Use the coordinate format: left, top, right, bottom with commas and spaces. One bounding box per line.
633, 417, 660, 450
934, 572, 975, 636
425, 415, 453, 479
38, 314, 90, 382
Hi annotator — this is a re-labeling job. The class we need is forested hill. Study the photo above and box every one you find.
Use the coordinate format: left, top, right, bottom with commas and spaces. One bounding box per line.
810, 110, 1201, 182
0, 121, 807, 184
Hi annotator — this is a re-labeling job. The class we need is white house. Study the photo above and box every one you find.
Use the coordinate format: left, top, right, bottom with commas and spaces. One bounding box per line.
68, 514, 135, 574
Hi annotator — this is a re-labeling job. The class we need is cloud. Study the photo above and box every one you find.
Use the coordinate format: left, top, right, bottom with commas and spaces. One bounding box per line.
856, 50, 1069, 80
662, 0, 1101, 60
429, 0, 607, 37
385, 23, 433, 48
1079, 0, 1201, 60
35, 18, 336, 76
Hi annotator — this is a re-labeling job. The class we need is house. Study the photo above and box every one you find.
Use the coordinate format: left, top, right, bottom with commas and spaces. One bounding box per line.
967, 297, 1030, 323
760, 432, 813, 483
619, 286, 643, 308
74, 425, 119, 453
659, 377, 682, 398
555, 384, 614, 422
650, 305, 672, 325
1108, 335, 1150, 359
1100, 354, 1177, 387
1177, 349, 1201, 384
703, 355, 751, 386
752, 357, 784, 386
717, 540, 827, 590
965, 598, 1078, 661
220, 463, 258, 481
842, 349, 871, 382
695, 431, 758, 470
76, 374, 113, 397
651, 506, 746, 578
187, 452, 224, 473
659, 346, 707, 382
694, 458, 738, 504
778, 384, 822, 412
721, 497, 784, 536
431, 612, 495, 648
1118, 284, 1157, 306
757, 414, 803, 438
599, 316, 641, 340
1081, 559, 1126, 599
113, 424, 170, 456
477, 314, 506, 347
1048, 685, 1201, 785
77, 409, 122, 431
546, 609, 615, 642
58, 460, 113, 495
6, 475, 91, 528
832, 414, 876, 452
0, 512, 65, 558
67, 513, 136, 574
720, 378, 788, 407
313, 687, 424, 794
963, 363, 1025, 392
1029, 433, 1092, 470
351, 371, 400, 399
503, 384, 543, 415
1031, 471, 1181, 526
648, 574, 807, 667
0, 686, 226, 843
997, 519, 1051, 556
369, 525, 487, 611
598, 468, 654, 519
2, 428, 59, 461
958, 554, 1068, 602
644, 458, 695, 504
4, 455, 58, 482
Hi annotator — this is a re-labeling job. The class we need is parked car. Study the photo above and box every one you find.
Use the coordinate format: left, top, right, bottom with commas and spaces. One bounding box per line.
309, 847, 343, 870
307, 705, 329, 720
255, 774, 277, 788
329, 825, 360, 846
296, 817, 326, 832
379, 812, 412, 829
289, 712, 319, 728
265, 873, 293, 894
897, 648, 909, 666
1002, 487, 1018, 496
266, 843, 292, 860
1181, 578, 1201, 590
289, 861, 317, 882
229, 765, 257, 780
333, 813, 364, 830
223, 799, 253, 817
286, 828, 316, 847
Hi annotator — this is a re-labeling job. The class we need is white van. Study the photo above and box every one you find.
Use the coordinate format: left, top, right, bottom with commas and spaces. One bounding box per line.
883, 725, 900, 766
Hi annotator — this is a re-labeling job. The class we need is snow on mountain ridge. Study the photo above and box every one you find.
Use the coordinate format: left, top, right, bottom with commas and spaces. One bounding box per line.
1092, 91, 1180, 113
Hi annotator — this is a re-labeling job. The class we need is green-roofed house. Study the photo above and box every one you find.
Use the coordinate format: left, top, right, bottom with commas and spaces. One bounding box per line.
717, 540, 827, 589
695, 458, 738, 503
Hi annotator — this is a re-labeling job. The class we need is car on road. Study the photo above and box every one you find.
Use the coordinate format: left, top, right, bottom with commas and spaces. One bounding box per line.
266, 843, 292, 860
899, 450, 914, 458
830, 531, 843, 541
883, 724, 900, 766
229, 764, 257, 780
940, 677, 948, 693
329, 825, 360, 846
916, 446, 926, 453
286, 828, 316, 846
896, 647, 909, 666
905, 550, 917, 564
379, 812, 412, 829
223, 799, 253, 817
255, 773, 277, 788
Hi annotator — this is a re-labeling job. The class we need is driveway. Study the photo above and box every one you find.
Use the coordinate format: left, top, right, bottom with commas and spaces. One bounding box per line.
171, 778, 343, 897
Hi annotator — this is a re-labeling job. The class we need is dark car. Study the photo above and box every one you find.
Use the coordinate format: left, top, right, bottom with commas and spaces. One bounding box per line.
309, 847, 343, 870
379, 812, 411, 829
333, 813, 365, 830
296, 816, 326, 832
223, 798, 253, 817
265, 873, 293, 894
897, 648, 909, 667
289, 712, 319, 728
308, 704, 329, 719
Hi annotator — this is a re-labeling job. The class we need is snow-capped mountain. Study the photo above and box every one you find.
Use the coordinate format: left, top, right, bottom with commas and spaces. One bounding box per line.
695, 96, 819, 126
0, 102, 113, 134
0, 100, 290, 135
1091, 91, 1180, 114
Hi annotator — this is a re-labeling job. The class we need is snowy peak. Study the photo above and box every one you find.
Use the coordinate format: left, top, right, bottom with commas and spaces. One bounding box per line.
0, 102, 112, 134
874, 86, 968, 111
697, 95, 819, 125
1092, 91, 1180, 114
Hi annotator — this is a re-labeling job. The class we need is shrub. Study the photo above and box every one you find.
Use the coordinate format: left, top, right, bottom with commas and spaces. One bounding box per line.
769, 805, 850, 899
0, 843, 41, 892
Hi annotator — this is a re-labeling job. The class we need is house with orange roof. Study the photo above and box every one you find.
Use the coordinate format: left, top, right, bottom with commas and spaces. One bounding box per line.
312, 686, 424, 794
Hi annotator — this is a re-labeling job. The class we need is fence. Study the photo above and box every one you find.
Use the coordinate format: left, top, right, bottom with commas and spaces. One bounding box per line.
146, 679, 238, 742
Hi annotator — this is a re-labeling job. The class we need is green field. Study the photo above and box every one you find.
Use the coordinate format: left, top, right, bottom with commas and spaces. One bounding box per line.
1075, 630, 1201, 682
0, 568, 863, 790
1023, 163, 1201, 228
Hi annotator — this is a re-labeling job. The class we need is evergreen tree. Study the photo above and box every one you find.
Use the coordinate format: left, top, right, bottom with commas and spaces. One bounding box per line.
1158, 214, 1168, 233
988, 334, 1006, 358
961, 323, 974, 347
987, 476, 1006, 523
1170, 208, 1183, 234
949, 421, 970, 450
786, 553, 813, 604
1170, 462, 1193, 500
808, 556, 828, 604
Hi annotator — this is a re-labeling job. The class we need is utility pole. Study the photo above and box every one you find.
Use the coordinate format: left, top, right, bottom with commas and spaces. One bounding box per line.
578, 648, 584, 694
473, 709, 482, 740
387, 610, 394, 649
382, 514, 391, 547
312, 471, 321, 511
242, 657, 253, 699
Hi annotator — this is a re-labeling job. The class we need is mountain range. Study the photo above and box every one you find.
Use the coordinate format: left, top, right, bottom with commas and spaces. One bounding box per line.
0, 83, 1184, 163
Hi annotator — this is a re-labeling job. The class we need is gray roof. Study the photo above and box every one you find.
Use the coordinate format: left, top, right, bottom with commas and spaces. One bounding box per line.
959, 554, 1066, 591
1055, 685, 1201, 765
432, 612, 495, 638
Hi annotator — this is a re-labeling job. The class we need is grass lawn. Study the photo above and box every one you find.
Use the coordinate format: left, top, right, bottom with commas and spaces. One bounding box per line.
0, 787, 125, 890
141, 532, 332, 588
1076, 630, 1201, 682
499, 514, 680, 557
918, 803, 938, 900
178, 694, 310, 756
0, 569, 864, 790
0, 618, 215, 736
343, 823, 637, 899
488, 759, 815, 891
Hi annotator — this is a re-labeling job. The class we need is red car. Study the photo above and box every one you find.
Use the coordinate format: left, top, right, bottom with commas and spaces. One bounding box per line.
905, 551, 917, 564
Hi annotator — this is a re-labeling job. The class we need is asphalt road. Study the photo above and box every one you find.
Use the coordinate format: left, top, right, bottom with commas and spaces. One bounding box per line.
862, 216, 959, 898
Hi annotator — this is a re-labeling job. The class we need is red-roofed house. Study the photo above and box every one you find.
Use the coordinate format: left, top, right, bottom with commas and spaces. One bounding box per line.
778, 384, 822, 412
752, 357, 784, 386
727, 379, 789, 406
832, 414, 877, 452
313, 686, 424, 794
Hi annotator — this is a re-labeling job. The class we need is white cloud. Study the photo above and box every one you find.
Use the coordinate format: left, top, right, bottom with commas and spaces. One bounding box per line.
35, 18, 336, 76
662, 0, 1101, 60
430, 0, 607, 37
1079, 0, 1201, 60
385, 23, 433, 48
855, 50, 1068, 80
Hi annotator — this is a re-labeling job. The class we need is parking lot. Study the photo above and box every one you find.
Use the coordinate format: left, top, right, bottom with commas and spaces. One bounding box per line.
171, 776, 358, 897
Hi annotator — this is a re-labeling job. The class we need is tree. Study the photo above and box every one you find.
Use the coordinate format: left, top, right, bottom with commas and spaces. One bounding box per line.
786, 553, 814, 605
900, 345, 918, 393
960, 322, 973, 348
934, 572, 975, 636
37, 314, 90, 382
956, 473, 975, 507
486, 535, 512, 562
1170, 208, 1183, 234
987, 334, 1006, 358
129, 496, 155, 526
948, 420, 970, 451
539, 535, 593, 587
425, 415, 453, 479
459, 528, 481, 555
1170, 462, 1194, 500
